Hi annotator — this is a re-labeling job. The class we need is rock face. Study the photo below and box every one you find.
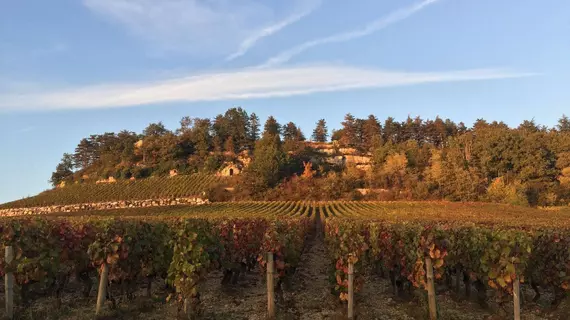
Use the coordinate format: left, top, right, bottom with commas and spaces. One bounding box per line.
344, 155, 371, 164
0, 197, 209, 217
338, 148, 358, 155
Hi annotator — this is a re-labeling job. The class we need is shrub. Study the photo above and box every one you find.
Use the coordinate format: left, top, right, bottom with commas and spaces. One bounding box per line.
486, 177, 527, 206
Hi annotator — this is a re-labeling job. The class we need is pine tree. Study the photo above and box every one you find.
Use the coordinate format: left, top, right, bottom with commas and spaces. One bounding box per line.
73, 138, 96, 169
143, 122, 168, 137
191, 118, 212, 157
362, 115, 381, 150
263, 116, 281, 137
248, 113, 261, 147
558, 115, 570, 132
283, 122, 305, 142
50, 153, 74, 186
340, 113, 357, 147
312, 119, 328, 142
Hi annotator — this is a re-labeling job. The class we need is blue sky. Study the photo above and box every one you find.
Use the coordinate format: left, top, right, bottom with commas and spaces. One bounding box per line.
0, 0, 569, 203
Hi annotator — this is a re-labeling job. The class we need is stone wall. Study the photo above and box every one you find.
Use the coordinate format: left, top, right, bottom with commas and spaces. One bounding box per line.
0, 197, 209, 217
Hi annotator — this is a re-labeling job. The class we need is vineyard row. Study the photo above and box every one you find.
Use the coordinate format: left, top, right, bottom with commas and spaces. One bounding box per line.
0, 174, 221, 209
0, 202, 569, 318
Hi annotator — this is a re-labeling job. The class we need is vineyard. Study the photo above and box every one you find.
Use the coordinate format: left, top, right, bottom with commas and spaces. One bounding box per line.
0, 174, 221, 209
0, 202, 569, 319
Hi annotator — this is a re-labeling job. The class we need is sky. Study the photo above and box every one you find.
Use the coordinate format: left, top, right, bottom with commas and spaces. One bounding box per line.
0, 0, 569, 203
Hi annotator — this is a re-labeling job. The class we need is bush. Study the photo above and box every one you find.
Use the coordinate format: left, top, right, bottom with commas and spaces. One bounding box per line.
132, 167, 151, 179
486, 177, 527, 206
203, 155, 224, 173
205, 183, 233, 202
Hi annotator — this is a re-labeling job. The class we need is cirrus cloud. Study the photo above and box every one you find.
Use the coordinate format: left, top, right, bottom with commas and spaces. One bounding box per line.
0, 65, 534, 111
262, 0, 441, 67
83, 0, 316, 57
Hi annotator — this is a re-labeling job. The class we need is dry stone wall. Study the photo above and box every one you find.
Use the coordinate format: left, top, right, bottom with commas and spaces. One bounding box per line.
0, 197, 209, 217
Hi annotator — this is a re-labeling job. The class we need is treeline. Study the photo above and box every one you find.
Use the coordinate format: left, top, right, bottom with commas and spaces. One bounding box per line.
52, 108, 264, 183
51, 107, 570, 206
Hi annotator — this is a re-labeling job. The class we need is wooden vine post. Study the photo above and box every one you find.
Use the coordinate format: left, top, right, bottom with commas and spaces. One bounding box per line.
266, 252, 275, 319
348, 254, 355, 319
96, 263, 109, 316
425, 257, 437, 320
513, 276, 521, 320
5, 246, 14, 320
183, 298, 191, 319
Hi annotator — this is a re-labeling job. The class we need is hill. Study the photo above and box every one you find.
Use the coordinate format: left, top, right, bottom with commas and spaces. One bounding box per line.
0, 174, 221, 209
9, 107, 570, 207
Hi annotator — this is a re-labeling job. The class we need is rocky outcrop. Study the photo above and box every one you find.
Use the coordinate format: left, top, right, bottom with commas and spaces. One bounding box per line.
338, 148, 358, 155
96, 177, 117, 184
345, 155, 371, 164
0, 197, 209, 217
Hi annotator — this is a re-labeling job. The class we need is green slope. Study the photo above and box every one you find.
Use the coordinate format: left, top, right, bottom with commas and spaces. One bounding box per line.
0, 174, 223, 209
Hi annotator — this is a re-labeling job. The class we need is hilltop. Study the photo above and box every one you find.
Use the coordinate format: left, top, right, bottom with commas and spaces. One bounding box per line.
4, 107, 570, 208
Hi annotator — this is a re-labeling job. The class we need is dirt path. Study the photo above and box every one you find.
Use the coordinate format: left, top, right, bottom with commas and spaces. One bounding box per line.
278, 213, 343, 320
276, 212, 420, 320
199, 269, 267, 320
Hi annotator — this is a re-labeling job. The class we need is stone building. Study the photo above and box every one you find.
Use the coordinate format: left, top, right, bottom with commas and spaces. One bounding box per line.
219, 162, 242, 177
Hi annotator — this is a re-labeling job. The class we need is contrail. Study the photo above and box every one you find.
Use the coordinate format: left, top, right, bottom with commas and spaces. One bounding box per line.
261, 0, 441, 67
225, 0, 322, 62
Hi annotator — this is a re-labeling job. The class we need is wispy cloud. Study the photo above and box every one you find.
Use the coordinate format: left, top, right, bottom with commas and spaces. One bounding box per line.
31, 42, 68, 57
0, 65, 532, 111
261, 0, 441, 67
17, 126, 36, 133
225, 0, 321, 62
83, 0, 310, 56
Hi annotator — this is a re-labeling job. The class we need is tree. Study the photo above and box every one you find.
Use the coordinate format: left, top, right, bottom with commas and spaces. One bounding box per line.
283, 122, 305, 152
223, 107, 250, 152
178, 116, 193, 133
283, 122, 305, 142
518, 119, 540, 133
210, 108, 249, 153
440, 141, 483, 201
50, 153, 74, 186
212, 114, 228, 152
248, 113, 261, 147
383, 117, 400, 143
190, 118, 212, 157
312, 119, 328, 142
331, 129, 344, 142
424, 117, 447, 147
73, 138, 96, 169
558, 115, 570, 132
224, 136, 235, 154
143, 122, 168, 137
340, 113, 357, 147
115, 130, 138, 164
241, 134, 286, 195
263, 116, 281, 137
362, 115, 381, 150
141, 132, 181, 166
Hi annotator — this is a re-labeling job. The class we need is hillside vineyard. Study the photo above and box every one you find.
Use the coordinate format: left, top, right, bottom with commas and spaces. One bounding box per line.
42, 107, 570, 207
0, 175, 219, 209
1, 202, 569, 318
